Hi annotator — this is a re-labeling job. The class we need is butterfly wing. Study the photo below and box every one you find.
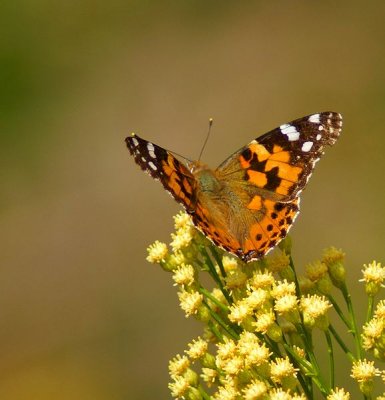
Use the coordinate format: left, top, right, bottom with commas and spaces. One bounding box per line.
125, 134, 196, 211
217, 112, 342, 202
210, 112, 342, 261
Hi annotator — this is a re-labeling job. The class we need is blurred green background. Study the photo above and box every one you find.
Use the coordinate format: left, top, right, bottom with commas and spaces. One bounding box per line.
1, 1, 385, 398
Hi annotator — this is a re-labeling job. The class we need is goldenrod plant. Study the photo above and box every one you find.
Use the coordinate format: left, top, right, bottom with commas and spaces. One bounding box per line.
146, 212, 385, 400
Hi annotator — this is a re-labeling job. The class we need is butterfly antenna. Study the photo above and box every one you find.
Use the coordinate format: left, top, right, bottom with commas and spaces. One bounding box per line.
198, 118, 213, 162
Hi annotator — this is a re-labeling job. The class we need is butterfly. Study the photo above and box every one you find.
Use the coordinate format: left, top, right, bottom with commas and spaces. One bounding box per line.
126, 112, 342, 262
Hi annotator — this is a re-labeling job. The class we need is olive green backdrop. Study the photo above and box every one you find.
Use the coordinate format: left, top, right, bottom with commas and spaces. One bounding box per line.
1, 1, 385, 399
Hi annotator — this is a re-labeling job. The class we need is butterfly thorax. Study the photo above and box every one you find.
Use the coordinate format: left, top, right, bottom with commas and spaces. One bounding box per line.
190, 162, 222, 194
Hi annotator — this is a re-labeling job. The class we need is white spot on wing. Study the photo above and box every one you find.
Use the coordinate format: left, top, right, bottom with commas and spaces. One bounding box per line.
316, 134, 322, 140
280, 124, 300, 141
302, 141, 313, 152
147, 143, 156, 158
148, 161, 157, 170
132, 137, 139, 147
308, 114, 321, 124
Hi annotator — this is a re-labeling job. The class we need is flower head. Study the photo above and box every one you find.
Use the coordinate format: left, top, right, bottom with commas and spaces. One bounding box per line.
170, 225, 194, 252
327, 388, 350, 400
305, 260, 328, 282
169, 354, 190, 379
242, 379, 268, 399
300, 294, 332, 330
360, 261, 385, 295
173, 263, 195, 287
178, 289, 203, 317
185, 337, 208, 360
270, 356, 298, 389
146, 240, 168, 263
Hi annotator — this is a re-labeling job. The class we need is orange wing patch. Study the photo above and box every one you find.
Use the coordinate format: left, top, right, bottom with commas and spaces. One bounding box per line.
241, 144, 305, 201
191, 203, 242, 254
241, 198, 300, 262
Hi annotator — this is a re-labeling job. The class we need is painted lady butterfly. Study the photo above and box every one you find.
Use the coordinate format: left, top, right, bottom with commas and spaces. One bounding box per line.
126, 112, 342, 262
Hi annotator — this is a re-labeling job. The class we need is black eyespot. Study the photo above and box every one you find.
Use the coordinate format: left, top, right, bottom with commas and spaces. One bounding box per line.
274, 203, 284, 212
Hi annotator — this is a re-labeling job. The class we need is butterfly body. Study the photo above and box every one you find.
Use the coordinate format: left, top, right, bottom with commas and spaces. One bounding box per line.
126, 112, 342, 262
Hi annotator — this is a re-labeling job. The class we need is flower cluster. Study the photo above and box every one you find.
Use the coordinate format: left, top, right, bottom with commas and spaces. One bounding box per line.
145, 212, 385, 399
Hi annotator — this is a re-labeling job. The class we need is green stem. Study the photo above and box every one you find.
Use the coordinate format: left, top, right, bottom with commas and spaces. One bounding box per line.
340, 283, 362, 359
289, 255, 302, 297
284, 343, 327, 397
324, 330, 334, 390
199, 286, 229, 313
209, 245, 227, 278
199, 246, 233, 305
326, 294, 352, 331
198, 385, 211, 400
202, 300, 239, 340
208, 320, 223, 342
366, 295, 374, 323
282, 341, 313, 399
328, 324, 355, 362
296, 324, 329, 396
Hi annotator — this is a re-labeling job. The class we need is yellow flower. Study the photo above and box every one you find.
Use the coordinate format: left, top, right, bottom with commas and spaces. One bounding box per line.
360, 261, 385, 295
167, 251, 186, 269
185, 337, 208, 360
216, 337, 237, 361
274, 294, 300, 324
170, 225, 194, 252
322, 247, 346, 287
268, 388, 292, 400
146, 240, 168, 263
270, 356, 298, 388
266, 252, 290, 273
253, 310, 276, 334
201, 367, 217, 386
362, 318, 384, 350
375, 300, 385, 318
271, 280, 296, 299
305, 260, 328, 282
244, 342, 272, 368
351, 359, 380, 382
248, 270, 275, 290
221, 355, 244, 376
237, 331, 259, 353
225, 269, 248, 290
300, 294, 332, 330
228, 300, 252, 325
327, 387, 350, 400
212, 384, 239, 400
169, 354, 190, 379
178, 289, 203, 317
173, 263, 195, 287
168, 375, 190, 398
244, 288, 270, 310
242, 379, 268, 400
222, 255, 239, 272
173, 211, 192, 230
322, 246, 345, 266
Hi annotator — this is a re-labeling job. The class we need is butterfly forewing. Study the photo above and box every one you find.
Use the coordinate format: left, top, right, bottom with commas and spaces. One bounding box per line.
126, 134, 196, 211
217, 112, 342, 202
